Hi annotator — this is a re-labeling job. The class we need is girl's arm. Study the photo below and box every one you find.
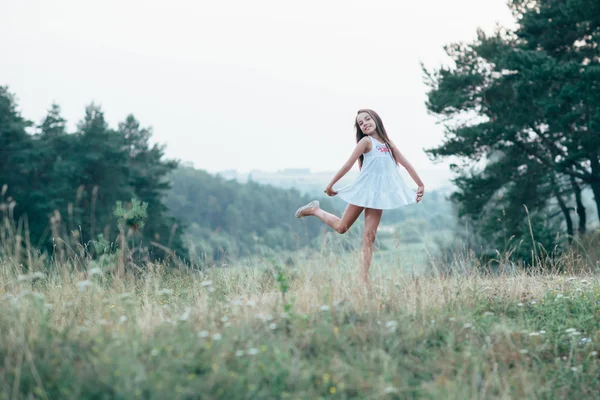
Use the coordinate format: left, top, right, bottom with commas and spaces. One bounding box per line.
325, 137, 371, 196
390, 141, 425, 202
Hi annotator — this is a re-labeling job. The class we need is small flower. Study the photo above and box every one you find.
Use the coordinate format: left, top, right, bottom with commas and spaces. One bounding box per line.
384, 387, 398, 394
78, 280, 93, 292
151, 348, 160, 356
269, 323, 277, 330
256, 313, 273, 322
571, 367, 578, 372
247, 348, 259, 355
519, 349, 529, 354
449, 317, 456, 321
530, 301, 537, 305
320, 305, 330, 312
463, 323, 473, 329
89, 267, 103, 276
220, 316, 229, 323
590, 351, 598, 357
539, 330, 546, 334
212, 333, 222, 341
119, 315, 127, 324
517, 303, 524, 307
179, 308, 190, 321
579, 338, 592, 345
246, 300, 256, 307
235, 350, 244, 357
201, 280, 213, 287
565, 328, 577, 333
198, 330, 209, 338
528, 332, 541, 337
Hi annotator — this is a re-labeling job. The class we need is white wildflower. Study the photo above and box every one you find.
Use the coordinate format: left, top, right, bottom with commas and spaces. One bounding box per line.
384, 387, 398, 394
530, 301, 537, 305
246, 300, 256, 307
247, 348, 259, 356
385, 320, 398, 330
78, 280, 93, 292
571, 367, 578, 372
519, 349, 529, 354
208, 287, 216, 293
150, 348, 160, 357
565, 328, 577, 333
579, 338, 592, 345
556, 294, 564, 299
89, 267, 103, 276
517, 303, 524, 307
580, 279, 589, 284
119, 315, 127, 324
529, 332, 541, 337
257, 313, 273, 322
539, 330, 546, 334
320, 305, 330, 312
201, 280, 213, 287
235, 350, 244, 357
198, 330, 209, 338
220, 316, 229, 323
212, 333, 222, 341
449, 317, 456, 321
590, 351, 598, 357
463, 323, 473, 329
269, 323, 277, 330
179, 308, 190, 321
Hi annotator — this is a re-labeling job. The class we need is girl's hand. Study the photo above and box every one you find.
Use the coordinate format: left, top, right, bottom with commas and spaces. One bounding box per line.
416, 185, 425, 203
324, 186, 338, 197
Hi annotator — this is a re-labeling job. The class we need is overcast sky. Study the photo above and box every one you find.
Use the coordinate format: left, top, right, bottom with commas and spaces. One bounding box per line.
1, 0, 515, 174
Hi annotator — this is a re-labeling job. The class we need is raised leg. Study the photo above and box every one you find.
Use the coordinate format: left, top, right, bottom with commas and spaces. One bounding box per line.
300, 203, 364, 234
360, 208, 383, 285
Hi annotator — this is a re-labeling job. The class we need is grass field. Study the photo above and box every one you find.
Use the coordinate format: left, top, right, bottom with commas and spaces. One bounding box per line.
1, 248, 599, 399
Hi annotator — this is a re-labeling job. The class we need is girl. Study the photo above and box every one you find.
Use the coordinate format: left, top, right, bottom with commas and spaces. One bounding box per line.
295, 109, 425, 285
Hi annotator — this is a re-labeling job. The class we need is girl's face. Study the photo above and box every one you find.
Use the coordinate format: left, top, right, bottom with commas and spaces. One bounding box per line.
356, 112, 376, 135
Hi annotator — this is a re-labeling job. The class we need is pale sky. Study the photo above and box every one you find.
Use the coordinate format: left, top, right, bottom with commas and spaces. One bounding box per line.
1, 0, 515, 175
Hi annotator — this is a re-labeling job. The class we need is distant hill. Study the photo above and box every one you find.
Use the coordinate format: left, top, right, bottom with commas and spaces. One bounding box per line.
216, 167, 454, 197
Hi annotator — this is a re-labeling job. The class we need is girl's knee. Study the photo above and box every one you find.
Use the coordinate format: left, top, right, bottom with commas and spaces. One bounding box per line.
336, 223, 349, 234
364, 230, 377, 242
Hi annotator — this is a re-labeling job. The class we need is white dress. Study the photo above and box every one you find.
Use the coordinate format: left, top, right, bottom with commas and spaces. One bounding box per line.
336, 136, 417, 210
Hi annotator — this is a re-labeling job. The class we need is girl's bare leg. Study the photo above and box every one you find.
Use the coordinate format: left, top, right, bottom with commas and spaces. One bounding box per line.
360, 208, 383, 285
300, 203, 364, 234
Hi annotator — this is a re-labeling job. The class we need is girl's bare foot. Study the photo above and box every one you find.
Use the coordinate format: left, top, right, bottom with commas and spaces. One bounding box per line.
295, 200, 320, 218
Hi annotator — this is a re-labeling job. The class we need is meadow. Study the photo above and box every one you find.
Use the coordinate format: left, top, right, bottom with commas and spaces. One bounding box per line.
1, 241, 600, 399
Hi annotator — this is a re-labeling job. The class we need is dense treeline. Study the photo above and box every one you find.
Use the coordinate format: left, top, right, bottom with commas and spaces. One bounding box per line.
0, 87, 340, 264
424, 0, 600, 261
0, 87, 185, 261
166, 166, 334, 262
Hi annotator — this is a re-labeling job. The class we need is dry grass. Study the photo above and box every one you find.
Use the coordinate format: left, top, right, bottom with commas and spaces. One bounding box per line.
1, 246, 600, 399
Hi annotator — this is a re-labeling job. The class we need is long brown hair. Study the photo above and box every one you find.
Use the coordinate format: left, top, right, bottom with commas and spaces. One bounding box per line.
355, 109, 397, 169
